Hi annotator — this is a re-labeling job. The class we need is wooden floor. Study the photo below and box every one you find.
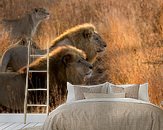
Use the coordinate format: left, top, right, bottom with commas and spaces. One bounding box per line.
0, 114, 46, 130
0, 122, 43, 130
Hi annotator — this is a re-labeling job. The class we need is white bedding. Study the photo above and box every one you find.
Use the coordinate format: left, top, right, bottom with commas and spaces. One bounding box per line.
42, 98, 163, 130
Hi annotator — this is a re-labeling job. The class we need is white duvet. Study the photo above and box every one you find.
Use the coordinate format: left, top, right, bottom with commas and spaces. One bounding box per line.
42, 98, 163, 130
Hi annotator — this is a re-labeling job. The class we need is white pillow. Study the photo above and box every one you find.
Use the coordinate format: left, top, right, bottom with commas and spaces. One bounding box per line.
67, 82, 149, 102
66, 82, 75, 103
138, 83, 149, 102
108, 83, 140, 99
107, 82, 149, 102
84, 92, 125, 99
66, 82, 108, 103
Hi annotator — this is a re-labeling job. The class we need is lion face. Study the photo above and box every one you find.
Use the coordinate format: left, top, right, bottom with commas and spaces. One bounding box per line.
64, 53, 93, 84
33, 8, 50, 20
79, 29, 107, 63
91, 32, 107, 53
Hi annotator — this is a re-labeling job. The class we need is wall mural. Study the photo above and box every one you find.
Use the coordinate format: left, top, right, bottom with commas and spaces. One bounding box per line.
0, 0, 162, 113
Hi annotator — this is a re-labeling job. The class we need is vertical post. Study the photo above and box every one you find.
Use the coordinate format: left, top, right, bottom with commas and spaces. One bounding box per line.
46, 42, 49, 115
24, 40, 30, 124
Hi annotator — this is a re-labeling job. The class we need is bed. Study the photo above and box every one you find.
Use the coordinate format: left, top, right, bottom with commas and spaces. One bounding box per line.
41, 82, 163, 130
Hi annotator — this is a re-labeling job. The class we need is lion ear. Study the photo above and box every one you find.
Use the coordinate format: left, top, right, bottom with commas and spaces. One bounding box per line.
83, 29, 93, 39
62, 54, 72, 65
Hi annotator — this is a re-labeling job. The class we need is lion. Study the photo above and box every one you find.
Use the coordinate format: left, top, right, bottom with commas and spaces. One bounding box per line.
0, 23, 106, 73
50, 23, 107, 62
0, 45, 92, 112
1, 7, 50, 43
0, 72, 26, 112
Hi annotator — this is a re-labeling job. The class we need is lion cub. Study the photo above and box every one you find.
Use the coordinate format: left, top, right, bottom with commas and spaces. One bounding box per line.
1, 8, 50, 43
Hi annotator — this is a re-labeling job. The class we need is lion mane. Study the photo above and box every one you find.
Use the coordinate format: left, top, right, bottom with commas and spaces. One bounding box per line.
19, 45, 86, 110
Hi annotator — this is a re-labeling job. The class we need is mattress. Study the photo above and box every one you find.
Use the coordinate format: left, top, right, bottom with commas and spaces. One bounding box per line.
42, 98, 163, 130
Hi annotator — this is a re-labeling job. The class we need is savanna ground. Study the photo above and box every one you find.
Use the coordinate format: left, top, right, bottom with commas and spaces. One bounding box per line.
0, 0, 162, 109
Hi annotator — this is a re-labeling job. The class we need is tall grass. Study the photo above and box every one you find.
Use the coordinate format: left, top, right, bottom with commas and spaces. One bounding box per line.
0, 0, 162, 108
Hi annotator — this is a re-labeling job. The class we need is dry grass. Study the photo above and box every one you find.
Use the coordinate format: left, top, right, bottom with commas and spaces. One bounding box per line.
0, 0, 162, 109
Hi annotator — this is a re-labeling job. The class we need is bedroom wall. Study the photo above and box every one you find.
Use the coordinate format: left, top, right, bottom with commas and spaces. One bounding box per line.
0, 0, 162, 108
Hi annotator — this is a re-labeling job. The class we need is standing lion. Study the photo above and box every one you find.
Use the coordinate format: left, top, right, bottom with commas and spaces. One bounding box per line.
1, 7, 50, 44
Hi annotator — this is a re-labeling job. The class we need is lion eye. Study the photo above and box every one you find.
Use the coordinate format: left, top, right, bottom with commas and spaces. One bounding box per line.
95, 37, 99, 41
35, 9, 38, 12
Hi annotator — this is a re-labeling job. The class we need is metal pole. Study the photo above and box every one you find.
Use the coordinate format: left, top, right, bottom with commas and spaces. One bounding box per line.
46, 42, 49, 115
24, 41, 31, 124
